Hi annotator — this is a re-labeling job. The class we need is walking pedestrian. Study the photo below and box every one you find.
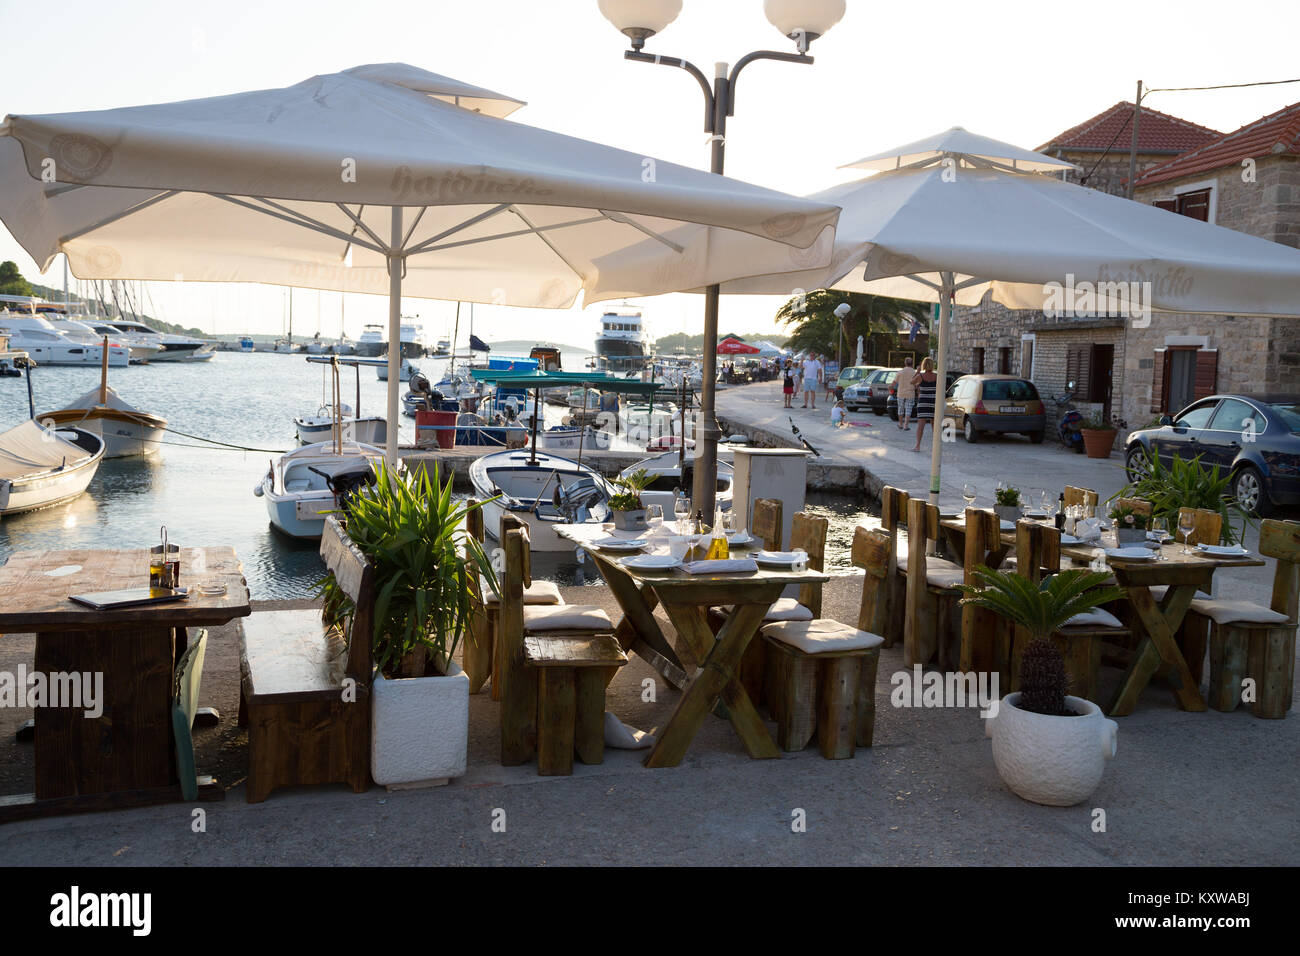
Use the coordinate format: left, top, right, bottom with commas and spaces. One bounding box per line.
911, 356, 938, 452
801, 352, 823, 410
782, 361, 795, 408
895, 356, 917, 430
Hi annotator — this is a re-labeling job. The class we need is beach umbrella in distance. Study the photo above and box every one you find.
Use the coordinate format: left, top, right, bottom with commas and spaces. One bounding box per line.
675, 126, 1300, 503
0, 63, 840, 461
717, 337, 760, 354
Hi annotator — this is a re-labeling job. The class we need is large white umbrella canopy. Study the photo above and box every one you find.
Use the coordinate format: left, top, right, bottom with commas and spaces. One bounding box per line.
0, 63, 840, 459
678, 129, 1300, 503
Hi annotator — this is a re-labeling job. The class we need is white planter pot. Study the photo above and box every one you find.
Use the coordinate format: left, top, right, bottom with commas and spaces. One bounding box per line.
611, 509, 647, 532
985, 692, 1118, 806
994, 505, 1021, 524
371, 660, 469, 790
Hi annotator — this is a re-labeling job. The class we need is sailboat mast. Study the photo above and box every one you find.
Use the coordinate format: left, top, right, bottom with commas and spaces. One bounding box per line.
449, 301, 461, 375
99, 335, 109, 404
288, 288, 293, 346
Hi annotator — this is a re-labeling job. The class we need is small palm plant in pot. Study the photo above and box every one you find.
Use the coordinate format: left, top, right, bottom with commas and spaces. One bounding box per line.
993, 485, 1021, 524
608, 467, 653, 532
959, 567, 1124, 805
322, 459, 497, 788
1107, 502, 1149, 545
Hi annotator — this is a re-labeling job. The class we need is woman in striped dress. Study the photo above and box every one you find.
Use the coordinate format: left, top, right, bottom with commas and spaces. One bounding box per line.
912, 356, 938, 452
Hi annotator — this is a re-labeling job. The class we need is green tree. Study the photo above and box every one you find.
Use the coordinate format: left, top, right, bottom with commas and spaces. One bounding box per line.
775, 289, 930, 362
0, 261, 32, 297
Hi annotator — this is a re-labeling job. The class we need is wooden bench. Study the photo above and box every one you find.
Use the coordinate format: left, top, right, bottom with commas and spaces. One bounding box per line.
904, 497, 964, 667
238, 515, 372, 803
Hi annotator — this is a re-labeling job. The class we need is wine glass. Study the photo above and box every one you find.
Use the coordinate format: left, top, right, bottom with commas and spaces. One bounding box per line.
646, 504, 663, 529
1151, 516, 1168, 559
1178, 510, 1196, 554
1041, 490, 1054, 515
674, 495, 691, 533
962, 483, 977, 508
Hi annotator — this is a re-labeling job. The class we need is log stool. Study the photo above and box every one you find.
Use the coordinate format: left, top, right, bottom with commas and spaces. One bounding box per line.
761, 620, 883, 759
523, 633, 627, 775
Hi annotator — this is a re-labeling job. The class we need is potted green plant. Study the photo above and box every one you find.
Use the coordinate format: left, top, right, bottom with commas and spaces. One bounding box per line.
1114, 446, 1252, 544
1078, 411, 1118, 458
608, 467, 653, 532
321, 460, 496, 789
993, 486, 1022, 524
1107, 502, 1149, 545
959, 567, 1124, 806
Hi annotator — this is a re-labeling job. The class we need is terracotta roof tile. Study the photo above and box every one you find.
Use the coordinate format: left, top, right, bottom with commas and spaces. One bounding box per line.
1135, 101, 1300, 187
1038, 102, 1222, 154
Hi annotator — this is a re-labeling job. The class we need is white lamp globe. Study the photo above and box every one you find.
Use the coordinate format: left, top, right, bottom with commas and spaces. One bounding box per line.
598, 0, 683, 47
764, 0, 846, 47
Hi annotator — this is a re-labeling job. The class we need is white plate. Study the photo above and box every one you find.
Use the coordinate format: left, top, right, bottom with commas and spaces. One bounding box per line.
1197, 543, 1250, 557
1061, 534, 1082, 545
726, 530, 755, 546
618, 554, 680, 570
753, 550, 803, 567
1104, 547, 1156, 561
591, 537, 647, 551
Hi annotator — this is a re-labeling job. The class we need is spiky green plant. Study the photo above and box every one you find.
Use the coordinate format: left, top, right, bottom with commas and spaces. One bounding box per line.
317, 460, 498, 679
957, 567, 1125, 645
1115, 445, 1251, 544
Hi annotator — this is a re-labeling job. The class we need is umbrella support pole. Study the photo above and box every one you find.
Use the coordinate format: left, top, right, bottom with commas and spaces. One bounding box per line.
927, 272, 954, 515
385, 207, 403, 464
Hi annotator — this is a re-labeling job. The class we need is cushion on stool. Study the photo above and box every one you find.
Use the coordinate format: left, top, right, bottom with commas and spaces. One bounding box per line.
926, 559, 965, 589
482, 580, 564, 606
1187, 598, 1290, 627
1063, 607, 1124, 629
523, 604, 614, 632
762, 619, 885, 654
721, 597, 814, 622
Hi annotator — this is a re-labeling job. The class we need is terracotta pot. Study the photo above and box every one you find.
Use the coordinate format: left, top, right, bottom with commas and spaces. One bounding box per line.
1080, 428, 1117, 459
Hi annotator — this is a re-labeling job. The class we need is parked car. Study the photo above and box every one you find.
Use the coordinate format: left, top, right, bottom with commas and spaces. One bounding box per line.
887, 369, 968, 421
1122, 393, 1300, 516
844, 367, 898, 413
944, 374, 1046, 443
835, 365, 880, 392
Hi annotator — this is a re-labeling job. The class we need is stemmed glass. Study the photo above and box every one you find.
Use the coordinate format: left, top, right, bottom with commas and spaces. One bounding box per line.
1041, 491, 1054, 515
1178, 511, 1197, 555
1151, 516, 1168, 560
674, 495, 691, 534
647, 504, 663, 529
962, 483, 977, 508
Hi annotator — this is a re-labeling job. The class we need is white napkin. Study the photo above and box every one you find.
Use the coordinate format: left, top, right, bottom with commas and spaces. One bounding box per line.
1074, 519, 1103, 544
680, 558, 760, 575
604, 712, 655, 750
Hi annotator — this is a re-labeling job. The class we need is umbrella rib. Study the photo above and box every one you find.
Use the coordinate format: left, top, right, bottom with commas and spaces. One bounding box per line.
400, 206, 428, 249
507, 206, 588, 281
599, 211, 685, 253
59, 190, 181, 244
334, 203, 386, 251
211, 194, 387, 254
405, 215, 607, 258
403, 203, 511, 256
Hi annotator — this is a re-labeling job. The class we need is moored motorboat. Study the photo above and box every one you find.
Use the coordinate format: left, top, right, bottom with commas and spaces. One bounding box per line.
294, 403, 386, 446
254, 440, 385, 539
621, 448, 734, 515
0, 420, 105, 515
470, 449, 612, 551
39, 385, 167, 458
376, 357, 418, 382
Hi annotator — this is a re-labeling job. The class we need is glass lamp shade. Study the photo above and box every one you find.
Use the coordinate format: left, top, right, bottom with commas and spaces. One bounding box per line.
763, 0, 846, 40
597, 0, 683, 38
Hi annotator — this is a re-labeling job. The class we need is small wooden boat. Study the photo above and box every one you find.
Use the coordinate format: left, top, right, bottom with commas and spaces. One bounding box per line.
38, 342, 167, 458
0, 421, 104, 515
294, 403, 386, 446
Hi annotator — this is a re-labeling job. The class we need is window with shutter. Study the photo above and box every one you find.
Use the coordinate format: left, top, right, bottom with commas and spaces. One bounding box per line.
998, 347, 1012, 375
1193, 348, 1219, 400
1176, 189, 1211, 222
1151, 348, 1167, 412
1153, 199, 1177, 212
1066, 346, 1092, 401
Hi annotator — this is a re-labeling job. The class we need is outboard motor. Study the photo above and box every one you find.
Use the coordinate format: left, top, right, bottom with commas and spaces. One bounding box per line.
553, 476, 606, 523
311, 464, 377, 514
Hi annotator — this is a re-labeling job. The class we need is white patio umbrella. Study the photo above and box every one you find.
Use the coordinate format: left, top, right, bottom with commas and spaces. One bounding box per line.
675, 127, 1300, 503
0, 63, 840, 461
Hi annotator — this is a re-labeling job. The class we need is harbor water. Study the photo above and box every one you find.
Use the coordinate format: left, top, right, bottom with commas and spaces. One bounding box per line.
0, 348, 871, 598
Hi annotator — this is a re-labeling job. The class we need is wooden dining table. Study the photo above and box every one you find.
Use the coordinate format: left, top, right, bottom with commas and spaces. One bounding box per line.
554, 523, 829, 768
0, 546, 250, 822
939, 516, 1265, 716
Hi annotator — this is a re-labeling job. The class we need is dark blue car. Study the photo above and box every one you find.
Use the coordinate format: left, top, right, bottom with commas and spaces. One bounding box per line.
1123, 393, 1300, 516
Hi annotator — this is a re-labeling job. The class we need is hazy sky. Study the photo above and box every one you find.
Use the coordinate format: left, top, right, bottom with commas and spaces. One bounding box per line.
2, 0, 1297, 346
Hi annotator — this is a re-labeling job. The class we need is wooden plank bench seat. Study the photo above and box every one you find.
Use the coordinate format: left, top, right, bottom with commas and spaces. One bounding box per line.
238, 516, 372, 803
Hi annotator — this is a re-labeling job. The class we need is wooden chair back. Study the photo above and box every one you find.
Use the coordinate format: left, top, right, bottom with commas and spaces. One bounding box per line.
1177, 507, 1222, 547
499, 522, 537, 765
880, 486, 909, 534
1116, 497, 1153, 518
321, 515, 374, 684
791, 511, 829, 618
851, 526, 890, 637
1013, 520, 1062, 585
500, 513, 531, 586
959, 508, 1007, 674
752, 498, 784, 550
962, 507, 1002, 583
875, 486, 910, 649
903, 497, 942, 666
1259, 519, 1300, 621
1063, 486, 1099, 511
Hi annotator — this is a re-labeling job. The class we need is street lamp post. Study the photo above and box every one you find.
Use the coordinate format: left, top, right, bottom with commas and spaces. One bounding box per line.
598, 0, 845, 519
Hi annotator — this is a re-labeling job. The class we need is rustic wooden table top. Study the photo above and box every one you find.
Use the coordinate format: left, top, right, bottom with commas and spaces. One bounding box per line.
553, 523, 829, 589
0, 546, 251, 631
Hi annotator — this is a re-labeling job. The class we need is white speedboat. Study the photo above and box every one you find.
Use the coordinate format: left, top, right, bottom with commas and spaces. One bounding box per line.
294, 403, 386, 446
376, 357, 418, 382
109, 320, 215, 362
46, 318, 132, 366
619, 400, 679, 445
537, 425, 605, 452
40, 385, 167, 459
398, 321, 426, 358
0, 313, 129, 366
470, 449, 612, 551
356, 323, 385, 357
254, 441, 385, 539
621, 449, 734, 516
0, 421, 105, 515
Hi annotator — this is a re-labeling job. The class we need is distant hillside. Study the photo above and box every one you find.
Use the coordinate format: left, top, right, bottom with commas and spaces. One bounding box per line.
28, 282, 208, 339
654, 331, 787, 352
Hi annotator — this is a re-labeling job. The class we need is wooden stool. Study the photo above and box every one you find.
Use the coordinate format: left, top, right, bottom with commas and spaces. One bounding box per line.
762, 620, 883, 759
524, 634, 627, 775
